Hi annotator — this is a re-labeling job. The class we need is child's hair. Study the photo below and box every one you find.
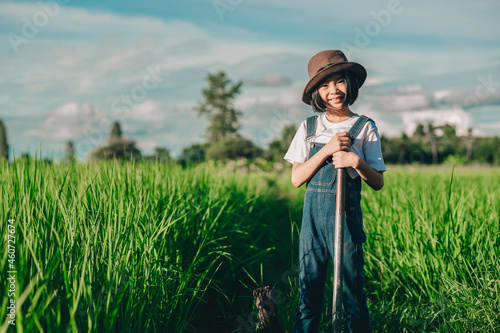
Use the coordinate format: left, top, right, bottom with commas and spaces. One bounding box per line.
311, 72, 360, 113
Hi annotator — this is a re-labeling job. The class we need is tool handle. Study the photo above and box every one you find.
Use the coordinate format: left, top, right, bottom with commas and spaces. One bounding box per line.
332, 167, 346, 332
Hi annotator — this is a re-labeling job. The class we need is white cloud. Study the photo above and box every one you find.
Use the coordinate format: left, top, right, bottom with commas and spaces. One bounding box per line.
39, 102, 103, 140
128, 100, 164, 122
433, 89, 500, 109
478, 121, 500, 129
376, 92, 431, 111
0, 2, 202, 41
396, 84, 424, 94
276, 89, 303, 109
49, 102, 94, 117
246, 73, 292, 87
364, 77, 384, 87
352, 103, 402, 137
235, 95, 276, 110
433, 90, 453, 101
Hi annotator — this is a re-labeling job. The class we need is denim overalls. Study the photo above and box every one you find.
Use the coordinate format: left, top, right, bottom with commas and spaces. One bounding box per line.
294, 115, 371, 333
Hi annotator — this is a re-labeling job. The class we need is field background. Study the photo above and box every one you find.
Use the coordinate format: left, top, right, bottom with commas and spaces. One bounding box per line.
1, 160, 499, 332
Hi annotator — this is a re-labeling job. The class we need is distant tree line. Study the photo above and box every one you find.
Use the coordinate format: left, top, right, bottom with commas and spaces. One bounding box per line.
381, 123, 500, 165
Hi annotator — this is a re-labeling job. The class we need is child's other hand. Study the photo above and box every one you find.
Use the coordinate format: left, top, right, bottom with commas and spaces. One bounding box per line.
331, 151, 360, 169
325, 132, 352, 154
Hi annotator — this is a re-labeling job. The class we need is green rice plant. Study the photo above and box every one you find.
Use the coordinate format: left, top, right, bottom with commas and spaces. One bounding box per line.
0, 158, 290, 332
361, 166, 500, 332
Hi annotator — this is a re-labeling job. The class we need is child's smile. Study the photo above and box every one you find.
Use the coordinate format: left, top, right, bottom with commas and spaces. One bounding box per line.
327, 93, 344, 105
318, 74, 347, 110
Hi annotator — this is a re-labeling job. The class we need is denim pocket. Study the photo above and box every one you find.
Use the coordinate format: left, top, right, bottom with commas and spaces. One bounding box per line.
310, 160, 337, 186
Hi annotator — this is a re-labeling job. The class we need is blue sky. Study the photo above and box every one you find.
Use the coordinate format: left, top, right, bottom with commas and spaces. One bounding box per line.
1, 0, 499, 161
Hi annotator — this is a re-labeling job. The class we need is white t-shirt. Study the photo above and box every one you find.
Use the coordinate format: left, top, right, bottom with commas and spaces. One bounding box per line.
283, 113, 386, 179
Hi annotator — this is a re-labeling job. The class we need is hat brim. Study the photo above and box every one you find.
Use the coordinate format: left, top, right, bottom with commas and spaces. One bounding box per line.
302, 62, 367, 105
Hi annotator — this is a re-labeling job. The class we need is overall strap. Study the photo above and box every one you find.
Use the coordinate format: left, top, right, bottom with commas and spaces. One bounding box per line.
348, 115, 374, 142
305, 115, 318, 141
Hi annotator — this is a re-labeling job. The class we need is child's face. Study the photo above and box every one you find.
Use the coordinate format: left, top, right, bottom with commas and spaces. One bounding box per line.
318, 73, 346, 110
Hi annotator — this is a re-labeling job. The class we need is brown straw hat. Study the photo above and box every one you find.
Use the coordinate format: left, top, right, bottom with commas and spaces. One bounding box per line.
302, 50, 367, 105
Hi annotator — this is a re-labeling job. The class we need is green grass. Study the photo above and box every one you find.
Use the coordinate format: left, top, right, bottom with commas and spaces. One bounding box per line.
362, 166, 500, 332
1, 160, 499, 332
0, 158, 295, 332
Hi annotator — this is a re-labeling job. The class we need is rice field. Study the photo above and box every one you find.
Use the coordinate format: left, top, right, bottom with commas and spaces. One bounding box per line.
0, 159, 499, 332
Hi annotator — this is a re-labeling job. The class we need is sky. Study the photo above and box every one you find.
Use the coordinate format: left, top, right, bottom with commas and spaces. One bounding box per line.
1, 0, 499, 161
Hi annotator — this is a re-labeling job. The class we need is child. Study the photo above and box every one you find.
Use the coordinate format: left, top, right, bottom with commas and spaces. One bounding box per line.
284, 50, 386, 332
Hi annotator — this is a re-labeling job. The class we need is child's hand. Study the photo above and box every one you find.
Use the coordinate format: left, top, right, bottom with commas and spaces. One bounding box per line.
325, 132, 352, 155
331, 151, 360, 169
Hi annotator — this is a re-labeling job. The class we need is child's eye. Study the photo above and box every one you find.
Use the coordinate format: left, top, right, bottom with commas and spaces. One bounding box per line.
337, 80, 345, 84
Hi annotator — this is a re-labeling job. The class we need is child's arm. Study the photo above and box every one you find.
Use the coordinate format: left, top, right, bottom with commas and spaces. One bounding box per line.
331, 151, 384, 191
291, 132, 352, 188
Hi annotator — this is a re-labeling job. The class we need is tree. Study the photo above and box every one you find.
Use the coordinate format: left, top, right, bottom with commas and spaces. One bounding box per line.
439, 124, 465, 162
414, 123, 426, 137
463, 128, 474, 161
153, 147, 170, 162
264, 124, 297, 162
380, 132, 431, 165
65, 140, 75, 163
178, 143, 207, 167
19, 152, 30, 163
141, 146, 171, 163
474, 136, 500, 165
193, 71, 265, 162
426, 123, 439, 164
206, 137, 262, 162
110, 121, 122, 139
0, 119, 8, 162
88, 120, 141, 162
195, 71, 243, 143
